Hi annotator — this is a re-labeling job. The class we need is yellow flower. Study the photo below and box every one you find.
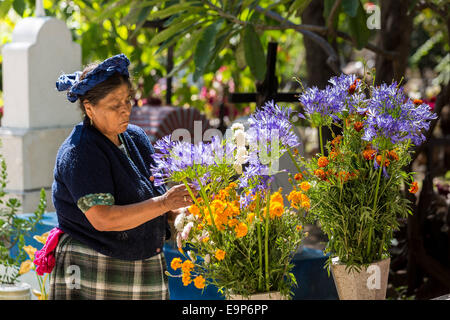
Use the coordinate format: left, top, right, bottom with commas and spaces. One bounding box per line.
300, 193, 309, 203
19, 260, 33, 275
193, 275, 206, 289
270, 192, 284, 205
182, 273, 192, 286
170, 258, 182, 271
299, 181, 310, 192
188, 204, 201, 217
215, 249, 226, 261
228, 182, 237, 189
235, 222, 248, 238
201, 236, 210, 243
296, 225, 303, 232
300, 200, 310, 210
228, 218, 239, 227
246, 213, 255, 224
33, 232, 49, 245
269, 202, 284, 218
23, 245, 37, 261
181, 260, 195, 273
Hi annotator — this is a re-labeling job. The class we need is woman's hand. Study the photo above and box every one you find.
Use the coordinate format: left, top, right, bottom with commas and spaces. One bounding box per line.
160, 184, 198, 212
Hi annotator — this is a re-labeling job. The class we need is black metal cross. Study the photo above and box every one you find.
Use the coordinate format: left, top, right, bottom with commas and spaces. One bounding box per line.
228, 42, 300, 108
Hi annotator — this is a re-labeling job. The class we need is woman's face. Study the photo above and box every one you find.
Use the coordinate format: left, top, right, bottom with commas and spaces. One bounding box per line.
83, 83, 132, 143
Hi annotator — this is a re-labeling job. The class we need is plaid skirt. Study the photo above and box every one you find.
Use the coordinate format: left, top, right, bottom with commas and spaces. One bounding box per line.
49, 233, 169, 300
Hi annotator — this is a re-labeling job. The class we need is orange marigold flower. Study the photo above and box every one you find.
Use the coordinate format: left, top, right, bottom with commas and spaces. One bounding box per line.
270, 192, 284, 205
269, 202, 284, 219
376, 155, 390, 167
182, 273, 192, 286
413, 99, 423, 105
300, 181, 311, 192
409, 181, 419, 194
293, 148, 299, 156
228, 182, 237, 189
170, 258, 182, 271
188, 204, 201, 217
228, 218, 239, 227
362, 149, 377, 160
294, 173, 303, 181
296, 225, 303, 232
247, 213, 255, 224
215, 249, 226, 261
388, 150, 399, 161
300, 201, 310, 210
317, 156, 329, 168
314, 169, 326, 180
348, 84, 356, 95
353, 121, 364, 132
201, 236, 210, 243
181, 260, 195, 273
329, 151, 338, 160
193, 275, 206, 289
331, 135, 343, 147
235, 222, 248, 238
300, 193, 309, 203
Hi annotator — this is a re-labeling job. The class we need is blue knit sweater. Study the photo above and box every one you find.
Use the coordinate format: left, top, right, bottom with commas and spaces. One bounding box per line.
52, 117, 170, 260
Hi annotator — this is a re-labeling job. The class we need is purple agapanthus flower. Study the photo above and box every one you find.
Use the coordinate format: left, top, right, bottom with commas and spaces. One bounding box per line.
247, 100, 301, 152
362, 83, 437, 148
298, 73, 365, 122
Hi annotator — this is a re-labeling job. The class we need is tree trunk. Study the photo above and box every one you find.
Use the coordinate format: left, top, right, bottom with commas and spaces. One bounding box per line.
302, 0, 339, 154
375, 0, 414, 84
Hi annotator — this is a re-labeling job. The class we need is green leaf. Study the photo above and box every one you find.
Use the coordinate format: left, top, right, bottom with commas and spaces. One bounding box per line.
235, 38, 246, 70
288, 0, 312, 17
12, 0, 25, 16
146, 2, 201, 21
243, 25, 266, 81
407, 0, 420, 14
149, 18, 197, 47
347, 1, 370, 50
193, 20, 224, 82
0, 0, 14, 18
341, 0, 359, 18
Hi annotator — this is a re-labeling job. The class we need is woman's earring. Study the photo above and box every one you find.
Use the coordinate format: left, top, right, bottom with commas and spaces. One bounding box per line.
90, 118, 93, 126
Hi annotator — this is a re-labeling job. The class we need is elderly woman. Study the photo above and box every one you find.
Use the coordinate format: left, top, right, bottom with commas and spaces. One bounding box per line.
48, 54, 195, 300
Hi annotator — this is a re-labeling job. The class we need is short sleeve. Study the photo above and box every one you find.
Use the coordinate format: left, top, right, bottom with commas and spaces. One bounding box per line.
58, 142, 115, 211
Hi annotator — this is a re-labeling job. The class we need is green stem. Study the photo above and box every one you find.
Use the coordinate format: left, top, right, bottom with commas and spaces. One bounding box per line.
318, 126, 325, 155
367, 151, 386, 258
264, 189, 271, 292
287, 149, 302, 173
194, 177, 219, 235
255, 193, 264, 291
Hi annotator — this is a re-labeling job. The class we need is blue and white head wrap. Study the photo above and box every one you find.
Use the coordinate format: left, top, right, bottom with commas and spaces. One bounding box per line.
56, 53, 130, 103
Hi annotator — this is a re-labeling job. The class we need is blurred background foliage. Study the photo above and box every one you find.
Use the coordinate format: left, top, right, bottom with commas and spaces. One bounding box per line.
0, 0, 447, 123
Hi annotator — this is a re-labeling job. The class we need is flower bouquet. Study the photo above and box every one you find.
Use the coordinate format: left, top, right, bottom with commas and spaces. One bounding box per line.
152, 103, 308, 299
289, 72, 437, 299
19, 232, 51, 300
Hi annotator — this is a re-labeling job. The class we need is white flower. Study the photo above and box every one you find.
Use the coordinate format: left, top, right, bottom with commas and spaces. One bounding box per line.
176, 232, 182, 249
174, 212, 186, 232
235, 146, 249, 164
181, 222, 194, 240
231, 123, 245, 132
204, 254, 211, 265
186, 213, 196, 222
188, 251, 196, 262
234, 129, 246, 148
233, 161, 243, 175
198, 230, 210, 242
